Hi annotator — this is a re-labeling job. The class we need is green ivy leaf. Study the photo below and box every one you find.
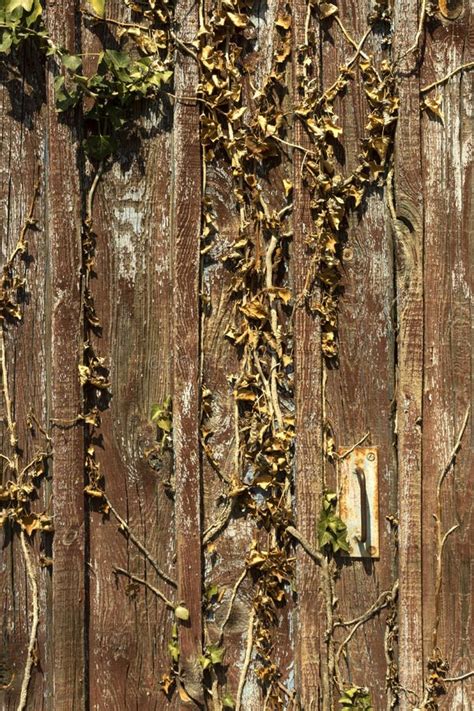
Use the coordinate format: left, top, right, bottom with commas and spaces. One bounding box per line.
208, 644, 225, 666
168, 639, 179, 662
318, 491, 350, 554
54, 75, 81, 112
6, 0, 34, 11
62, 53, 82, 72
88, 0, 105, 18
339, 686, 373, 710
25, 0, 41, 26
103, 48, 130, 69
222, 693, 235, 709
0, 30, 13, 53
174, 605, 190, 621
83, 134, 115, 160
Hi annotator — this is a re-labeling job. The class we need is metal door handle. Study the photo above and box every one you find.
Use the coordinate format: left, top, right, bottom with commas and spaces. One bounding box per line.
355, 466, 368, 543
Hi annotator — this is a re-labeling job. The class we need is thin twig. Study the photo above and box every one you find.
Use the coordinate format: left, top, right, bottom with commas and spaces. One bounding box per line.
235, 606, 256, 711
85, 161, 104, 226
399, 0, 427, 64
334, 16, 369, 62
432, 405, 470, 651
334, 581, 398, 629
105, 496, 176, 588
335, 581, 399, 673
1, 329, 18, 449
336, 431, 370, 461
286, 524, 324, 565
437, 405, 470, 498
420, 61, 474, 94
114, 567, 176, 610
17, 532, 39, 711
218, 569, 247, 645
203, 498, 233, 544
445, 670, 474, 683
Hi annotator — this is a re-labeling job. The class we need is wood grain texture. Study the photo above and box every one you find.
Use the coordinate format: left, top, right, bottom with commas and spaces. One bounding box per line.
201, 156, 259, 703
0, 2, 472, 709
392, 2, 425, 705
81, 6, 177, 708
172, 0, 203, 706
45, 2, 86, 708
421, 7, 473, 709
292, 3, 324, 708
0, 37, 48, 711
86, 134, 177, 710
321, 3, 398, 706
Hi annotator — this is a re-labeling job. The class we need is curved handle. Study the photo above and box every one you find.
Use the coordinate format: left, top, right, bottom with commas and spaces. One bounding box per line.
355, 466, 368, 544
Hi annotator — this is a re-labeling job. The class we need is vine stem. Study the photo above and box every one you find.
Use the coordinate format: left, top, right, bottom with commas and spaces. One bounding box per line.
218, 569, 247, 645
334, 581, 399, 629
334, 581, 399, 674
114, 567, 176, 610
444, 670, 474, 683
398, 0, 427, 65
265, 234, 284, 430
432, 405, 470, 651
235, 605, 256, 711
17, 532, 39, 711
420, 61, 474, 94
105, 496, 177, 588
0, 329, 18, 450
286, 524, 324, 565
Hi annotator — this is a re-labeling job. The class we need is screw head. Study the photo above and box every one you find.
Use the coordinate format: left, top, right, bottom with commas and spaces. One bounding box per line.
368, 546, 377, 556
367, 452, 375, 461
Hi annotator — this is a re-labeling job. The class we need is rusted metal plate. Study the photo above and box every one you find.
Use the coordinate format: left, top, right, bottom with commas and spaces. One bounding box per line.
338, 447, 379, 558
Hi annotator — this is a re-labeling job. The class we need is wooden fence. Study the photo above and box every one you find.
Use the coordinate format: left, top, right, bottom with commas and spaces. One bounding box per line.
0, 1, 472, 710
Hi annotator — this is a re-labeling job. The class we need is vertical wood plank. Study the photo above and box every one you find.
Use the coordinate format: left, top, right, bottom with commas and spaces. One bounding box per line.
321, 3, 398, 706
0, 39, 48, 710
392, 3, 425, 705
292, 3, 324, 707
172, 1, 203, 705
45, 2, 85, 708
81, 7, 177, 708
421, 7, 473, 708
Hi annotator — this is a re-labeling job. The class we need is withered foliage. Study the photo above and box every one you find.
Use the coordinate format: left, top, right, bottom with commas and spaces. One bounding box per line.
0, 0, 471, 709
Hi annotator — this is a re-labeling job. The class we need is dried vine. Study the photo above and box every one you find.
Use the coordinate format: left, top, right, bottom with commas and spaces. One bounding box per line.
0, 0, 473, 709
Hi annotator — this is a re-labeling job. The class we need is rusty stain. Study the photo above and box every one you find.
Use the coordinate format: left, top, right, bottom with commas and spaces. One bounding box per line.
439, 0, 463, 20
338, 447, 379, 559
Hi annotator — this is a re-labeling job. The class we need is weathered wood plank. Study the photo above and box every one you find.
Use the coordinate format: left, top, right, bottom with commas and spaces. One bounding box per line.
81, 7, 177, 707
292, 3, 324, 707
201, 156, 259, 704
45, 2, 86, 708
0, 38, 48, 710
392, 2, 425, 705
86, 141, 177, 710
421, 7, 473, 709
321, 3, 398, 706
172, 1, 203, 706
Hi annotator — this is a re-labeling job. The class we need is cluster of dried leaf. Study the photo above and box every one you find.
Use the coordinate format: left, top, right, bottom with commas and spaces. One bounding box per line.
1, 0, 472, 709
0, 174, 52, 540
195, 1, 297, 705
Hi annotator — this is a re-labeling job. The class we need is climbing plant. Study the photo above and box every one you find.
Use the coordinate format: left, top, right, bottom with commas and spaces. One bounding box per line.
0, 0, 472, 709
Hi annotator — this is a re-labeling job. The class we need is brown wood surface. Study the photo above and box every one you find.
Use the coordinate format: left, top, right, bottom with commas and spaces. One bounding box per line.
0, 1, 472, 710
392, 2, 425, 707
173, 0, 203, 706
45, 2, 86, 708
322, 3, 398, 707
292, 2, 324, 709
81, 6, 177, 707
421, 7, 473, 710
0, 33, 48, 711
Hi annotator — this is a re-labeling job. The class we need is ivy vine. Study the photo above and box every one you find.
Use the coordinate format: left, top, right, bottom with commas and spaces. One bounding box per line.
0, 0, 472, 709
